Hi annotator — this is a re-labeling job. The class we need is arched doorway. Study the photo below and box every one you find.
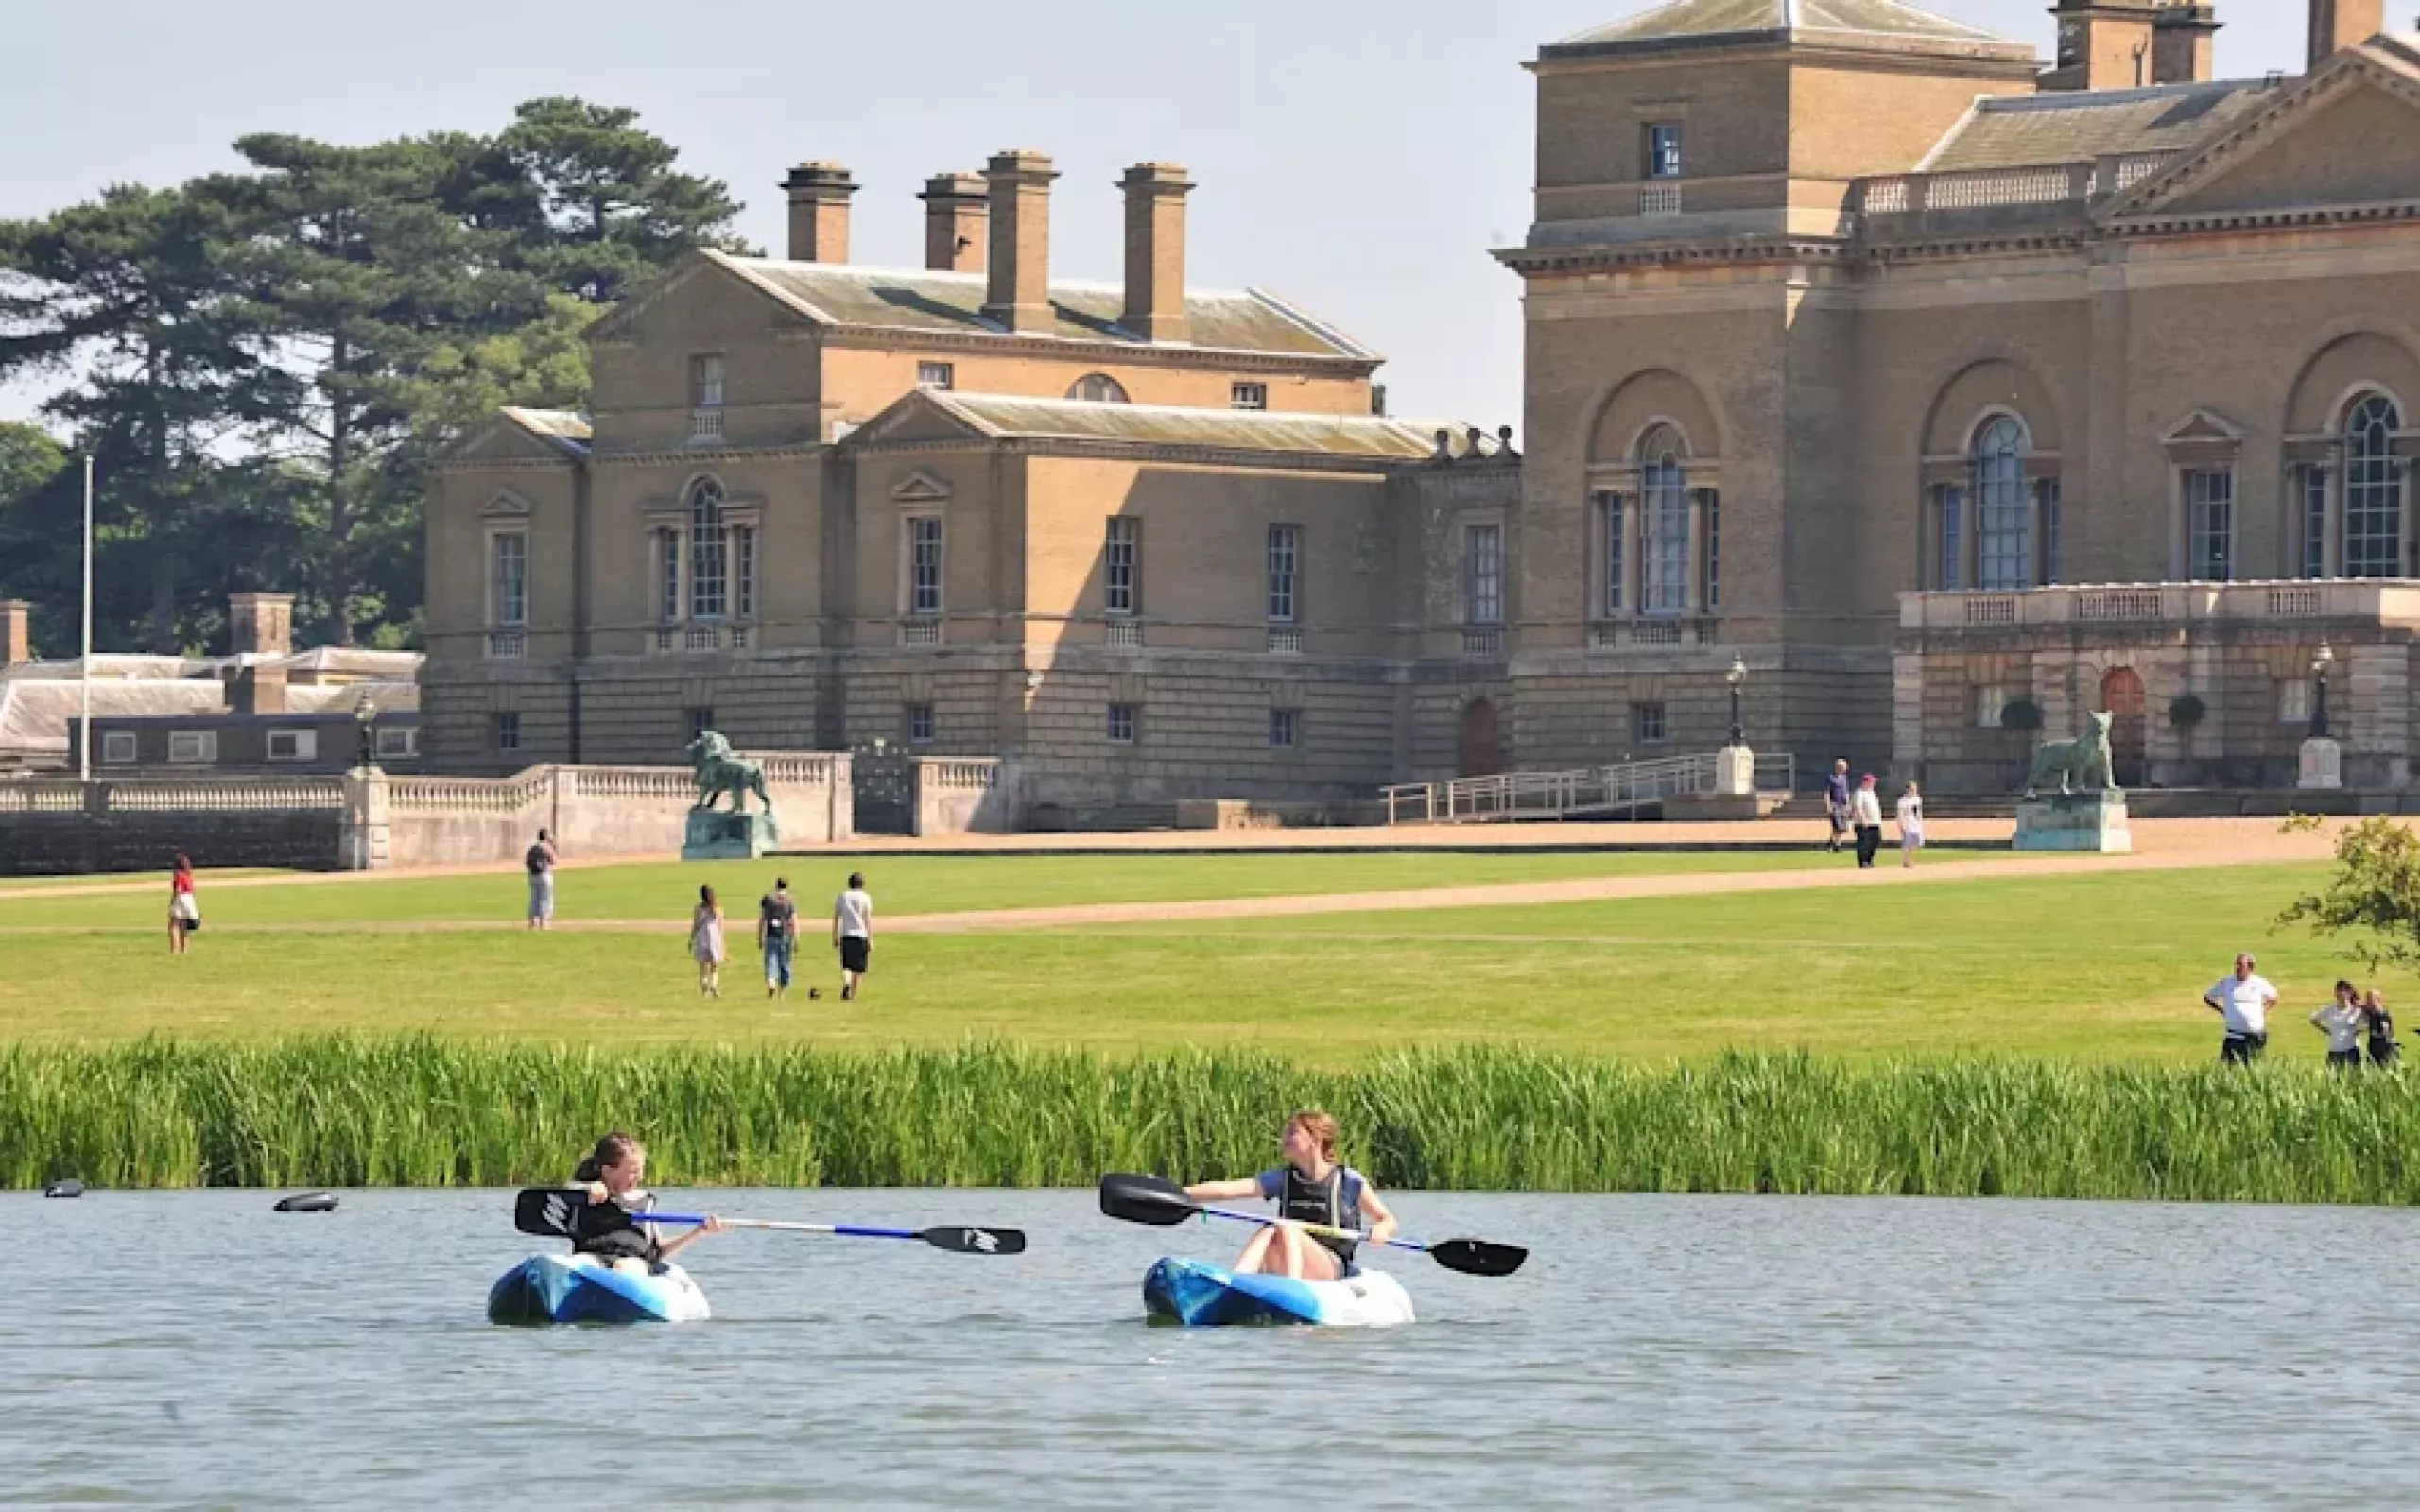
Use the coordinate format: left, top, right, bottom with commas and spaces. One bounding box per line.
2100, 667, 2147, 788
1457, 698, 1501, 778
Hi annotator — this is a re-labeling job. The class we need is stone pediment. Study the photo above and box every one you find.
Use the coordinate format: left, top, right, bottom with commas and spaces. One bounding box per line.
2160, 409, 2246, 448
480, 488, 537, 518
890, 468, 955, 503
2105, 47, 2420, 224
449, 417, 584, 467
845, 390, 996, 449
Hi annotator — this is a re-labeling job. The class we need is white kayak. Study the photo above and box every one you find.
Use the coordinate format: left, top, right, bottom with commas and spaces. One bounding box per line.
1142, 1256, 1415, 1328
487, 1253, 711, 1325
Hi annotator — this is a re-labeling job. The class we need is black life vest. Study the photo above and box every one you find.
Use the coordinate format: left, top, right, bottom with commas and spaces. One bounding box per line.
569, 1196, 661, 1263
1277, 1165, 1364, 1268
2368, 1009, 2401, 1065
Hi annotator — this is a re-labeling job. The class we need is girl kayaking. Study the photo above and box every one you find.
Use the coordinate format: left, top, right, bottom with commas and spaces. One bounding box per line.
1185, 1110, 1396, 1280
569, 1132, 722, 1274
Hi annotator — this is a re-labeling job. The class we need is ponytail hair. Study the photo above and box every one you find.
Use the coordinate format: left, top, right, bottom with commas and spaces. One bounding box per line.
574, 1131, 644, 1183
1286, 1109, 1340, 1160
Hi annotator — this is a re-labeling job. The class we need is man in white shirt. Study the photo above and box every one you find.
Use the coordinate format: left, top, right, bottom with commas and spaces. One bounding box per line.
2204, 953, 2278, 1064
833, 871, 874, 1002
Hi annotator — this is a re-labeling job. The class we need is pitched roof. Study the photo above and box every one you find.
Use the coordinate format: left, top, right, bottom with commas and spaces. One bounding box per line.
498, 407, 593, 457
1921, 79, 2278, 172
865, 391, 1506, 462
1546, 0, 2028, 59
707, 253, 1377, 364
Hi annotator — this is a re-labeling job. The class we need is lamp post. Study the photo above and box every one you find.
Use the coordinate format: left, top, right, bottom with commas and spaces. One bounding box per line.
354, 690, 379, 770
1726, 655, 1748, 748
2309, 640, 2333, 741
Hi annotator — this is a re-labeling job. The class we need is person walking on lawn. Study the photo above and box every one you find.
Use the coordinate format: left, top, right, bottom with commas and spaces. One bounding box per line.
834, 871, 873, 1001
759, 876, 799, 1001
2204, 953, 2277, 1065
1849, 774, 1885, 869
168, 853, 200, 955
690, 885, 726, 999
1824, 759, 1852, 853
525, 829, 557, 931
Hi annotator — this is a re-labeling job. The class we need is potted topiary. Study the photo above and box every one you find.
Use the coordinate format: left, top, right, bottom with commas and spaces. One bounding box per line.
1999, 697, 2044, 732
2168, 693, 2207, 786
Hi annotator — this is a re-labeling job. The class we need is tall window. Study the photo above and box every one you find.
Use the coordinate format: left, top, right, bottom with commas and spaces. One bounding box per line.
1465, 524, 1504, 625
688, 478, 728, 620
688, 354, 725, 441
2345, 395, 2405, 578
2039, 479, 2061, 586
908, 516, 943, 615
1937, 486, 1964, 591
1267, 524, 1300, 623
657, 528, 681, 620
1646, 124, 1683, 180
491, 532, 527, 627
1639, 429, 1688, 614
1974, 417, 2031, 592
1701, 492, 1720, 611
1067, 373, 1130, 404
1599, 493, 1625, 613
2302, 466, 2330, 578
1105, 517, 1139, 615
2187, 470, 2234, 582
734, 525, 756, 620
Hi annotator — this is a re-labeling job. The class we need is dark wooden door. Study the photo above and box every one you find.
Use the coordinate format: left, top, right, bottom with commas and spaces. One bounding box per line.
2100, 666, 2147, 787
1457, 698, 1501, 778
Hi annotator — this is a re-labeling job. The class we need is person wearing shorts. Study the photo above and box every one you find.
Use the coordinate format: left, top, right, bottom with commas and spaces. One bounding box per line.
834, 871, 873, 1002
526, 829, 557, 930
759, 877, 798, 1001
2204, 953, 2277, 1065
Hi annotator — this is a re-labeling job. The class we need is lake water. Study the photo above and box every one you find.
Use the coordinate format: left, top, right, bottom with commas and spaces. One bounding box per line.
10, 1188, 2418, 1507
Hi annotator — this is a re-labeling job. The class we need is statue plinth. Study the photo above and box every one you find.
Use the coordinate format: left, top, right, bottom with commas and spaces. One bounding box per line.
1714, 744, 1755, 798
2014, 790, 2132, 853
682, 809, 778, 862
2298, 737, 2343, 790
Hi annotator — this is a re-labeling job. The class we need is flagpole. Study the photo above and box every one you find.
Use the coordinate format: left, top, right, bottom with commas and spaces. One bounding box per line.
78, 453, 93, 783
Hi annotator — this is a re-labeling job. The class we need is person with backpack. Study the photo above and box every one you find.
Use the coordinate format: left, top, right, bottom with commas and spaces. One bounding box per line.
758, 876, 799, 1001
525, 829, 557, 931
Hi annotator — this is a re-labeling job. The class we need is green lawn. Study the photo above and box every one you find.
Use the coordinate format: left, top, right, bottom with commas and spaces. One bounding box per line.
0, 859, 2368, 1066
0, 846, 1981, 930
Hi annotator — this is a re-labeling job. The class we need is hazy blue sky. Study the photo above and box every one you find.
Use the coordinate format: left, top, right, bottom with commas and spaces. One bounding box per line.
0, 1, 2315, 430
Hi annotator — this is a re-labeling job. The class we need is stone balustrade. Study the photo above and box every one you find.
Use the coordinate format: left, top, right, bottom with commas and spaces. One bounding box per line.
0, 782, 88, 813
1901, 580, 2420, 632
1852, 151, 2178, 229
107, 779, 344, 812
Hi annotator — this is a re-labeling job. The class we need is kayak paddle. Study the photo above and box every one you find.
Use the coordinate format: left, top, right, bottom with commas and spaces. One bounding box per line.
1098, 1172, 1526, 1278
512, 1188, 1026, 1256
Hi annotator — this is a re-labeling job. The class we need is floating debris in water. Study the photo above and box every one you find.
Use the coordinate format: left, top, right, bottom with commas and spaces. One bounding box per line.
273, 1191, 338, 1213
43, 1178, 84, 1199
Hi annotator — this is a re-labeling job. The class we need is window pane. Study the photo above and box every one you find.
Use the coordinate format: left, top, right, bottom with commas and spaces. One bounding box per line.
1648, 125, 1683, 180
1466, 524, 1504, 624
1105, 517, 1138, 614
734, 527, 755, 619
689, 482, 727, 620
1641, 456, 1687, 613
2038, 480, 2061, 586
1232, 383, 1267, 411
1974, 418, 2031, 591
917, 362, 954, 391
2304, 468, 2329, 579
1068, 373, 1130, 403
1939, 486, 1963, 591
1269, 708, 1297, 748
2187, 470, 2234, 582
690, 355, 724, 408
1267, 524, 1300, 623
2345, 396, 2403, 578
660, 530, 680, 621
493, 533, 527, 627
1701, 491, 1720, 611
911, 516, 944, 615
1600, 494, 1625, 613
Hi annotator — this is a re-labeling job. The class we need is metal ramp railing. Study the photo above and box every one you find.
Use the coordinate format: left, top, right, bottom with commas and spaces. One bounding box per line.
1380, 751, 1797, 826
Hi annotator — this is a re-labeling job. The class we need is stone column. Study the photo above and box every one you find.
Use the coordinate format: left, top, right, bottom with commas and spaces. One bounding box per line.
338, 765, 391, 871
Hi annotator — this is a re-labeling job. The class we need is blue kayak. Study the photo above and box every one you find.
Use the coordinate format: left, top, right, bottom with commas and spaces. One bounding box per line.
487, 1253, 712, 1325
1142, 1256, 1415, 1328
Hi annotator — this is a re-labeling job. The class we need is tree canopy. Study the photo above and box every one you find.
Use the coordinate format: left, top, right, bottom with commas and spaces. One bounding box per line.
0, 99, 740, 653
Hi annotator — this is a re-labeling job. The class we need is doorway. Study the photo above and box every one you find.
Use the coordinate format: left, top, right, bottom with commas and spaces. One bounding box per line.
2100, 666, 2147, 788
1457, 697, 1502, 778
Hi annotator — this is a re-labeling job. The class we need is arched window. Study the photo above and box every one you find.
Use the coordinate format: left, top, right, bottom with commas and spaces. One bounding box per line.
1638, 426, 1689, 614
2344, 393, 2404, 578
1973, 416, 2031, 592
1067, 373, 1130, 404
688, 477, 728, 620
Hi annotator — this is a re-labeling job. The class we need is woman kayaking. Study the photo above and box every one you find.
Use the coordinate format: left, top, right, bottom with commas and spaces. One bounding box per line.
569, 1132, 722, 1274
1184, 1110, 1396, 1280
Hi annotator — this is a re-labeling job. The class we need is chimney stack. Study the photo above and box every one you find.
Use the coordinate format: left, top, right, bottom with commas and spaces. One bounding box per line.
783, 162, 858, 263
920, 173, 988, 274
2308, 0, 2385, 67
228, 664, 289, 717
2045, 1, 2160, 91
230, 592, 293, 659
1120, 163, 1195, 345
982, 149, 1059, 335
2153, 3, 2221, 84
0, 600, 30, 665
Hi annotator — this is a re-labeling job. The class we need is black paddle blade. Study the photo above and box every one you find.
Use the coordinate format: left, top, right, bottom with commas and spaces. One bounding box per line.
514, 1187, 586, 1239
1431, 1238, 1528, 1278
919, 1226, 1027, 1256
1099, 1173, 1197, 1227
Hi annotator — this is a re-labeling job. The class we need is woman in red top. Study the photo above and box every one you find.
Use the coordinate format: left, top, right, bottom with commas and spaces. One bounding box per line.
168, 853, 199, 955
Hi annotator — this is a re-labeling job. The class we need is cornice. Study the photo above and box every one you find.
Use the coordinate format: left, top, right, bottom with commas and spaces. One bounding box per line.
814, 323, 1380, 378
844, 432, 1410, 476
435, 455, 580, 475
1496, 236, 1851, 276
593, 441, 829, 468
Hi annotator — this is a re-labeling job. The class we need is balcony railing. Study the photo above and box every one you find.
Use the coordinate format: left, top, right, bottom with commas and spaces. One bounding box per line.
1588, 618, 1721, 649
1104, 619, 1143, 649
646, 623, 751, 654
902, 619, 942, 647
688, 407, 724, 442
1851, 150, 2181, 227
486, 628, 527, 660
1461, 627, 1505, 659
1639, 181, 1682, 218
1903, 579, 2420, 631
1266, 627, 1304, 655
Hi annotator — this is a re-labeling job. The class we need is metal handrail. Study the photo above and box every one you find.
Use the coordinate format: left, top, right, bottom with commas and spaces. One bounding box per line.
1381, 750, 1797, 825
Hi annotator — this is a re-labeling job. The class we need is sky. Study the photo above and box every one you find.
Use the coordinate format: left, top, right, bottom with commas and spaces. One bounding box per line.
0, 0, 2317, 434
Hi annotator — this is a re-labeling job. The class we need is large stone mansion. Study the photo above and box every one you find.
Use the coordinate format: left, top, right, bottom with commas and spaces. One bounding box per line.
426, 0, 2420, 807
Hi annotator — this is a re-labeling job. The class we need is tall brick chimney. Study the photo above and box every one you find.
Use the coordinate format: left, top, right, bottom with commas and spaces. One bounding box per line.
920, 173, 988, 274
2308, 0, 2386, 67
229, 592, 293, 658
2046, 1, 2160, 91
2153, 3, 2221, 84
783, 162, 858, 263
0, 600, 30, 665
982, 149, 1059, 335
1120, 163, 1194, 345
228, 664, 288, 716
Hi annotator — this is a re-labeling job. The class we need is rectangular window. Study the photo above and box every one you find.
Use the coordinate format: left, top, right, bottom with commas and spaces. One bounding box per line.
492, 532, 528, 628
1973, 686, 2006, 729
1465, 524, 1504, 625
2038, 479, 2062, 586
692, 518, 728, 623
2347, 449, 2401, 579
1938, 486, 1964, 591
1701, 490, 1720, 611
1641, 466, 1688, 614
2187, 470, 2235, 582
1599, 494, 1625, 614
917, 361, 955, 391
659, 530, 681, 621
907, 704, 935, 746
1646, 124, 1684, 180
687, 707, 714, 741
374, 726, 418, 760
1104, 517, 1139, 616
908, 516, 943, 616
1231, 382, 1268, 411
734, 527, 756, 619
1267, 524, 1300, 623
2277, 679, 2311, 726
689, 354, 725, 409
101, 730, 137, 764
493, 714, 521, 753
2303, 468, 2329, 579
1633, 701, 1668, 745
168, 730, 217, 765
266, 729, 318, 763
1977, 468, 2031, 593
1106, 703, 1137, 745
1270, 708, 1299, 749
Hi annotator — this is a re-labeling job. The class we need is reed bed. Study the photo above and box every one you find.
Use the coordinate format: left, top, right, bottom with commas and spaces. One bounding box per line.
7, 1037, 2419, 1203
